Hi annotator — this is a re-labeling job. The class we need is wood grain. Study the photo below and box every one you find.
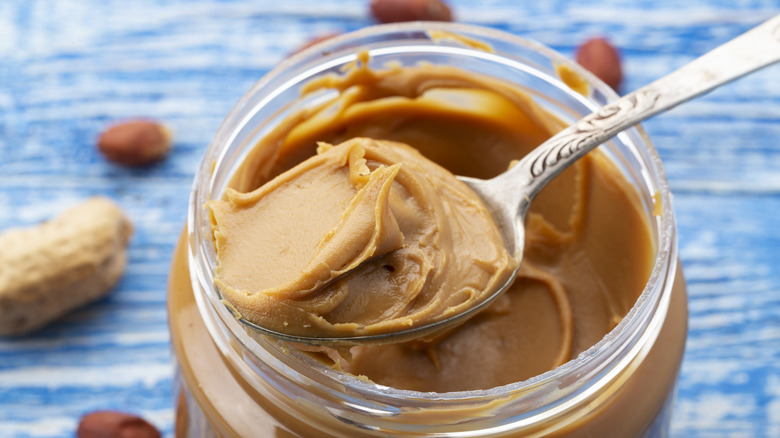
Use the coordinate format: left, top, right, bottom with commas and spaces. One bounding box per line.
1, 1, 778, 436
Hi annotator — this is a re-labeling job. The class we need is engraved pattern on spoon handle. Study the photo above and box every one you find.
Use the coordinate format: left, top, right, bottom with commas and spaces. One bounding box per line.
528, 90, 660, 178
515, 13, 780, 198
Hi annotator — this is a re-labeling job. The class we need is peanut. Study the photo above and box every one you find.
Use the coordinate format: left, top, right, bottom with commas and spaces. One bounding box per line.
97, 120, 171, 166
77, 411, 161, 438
0, 197, 133, 336
370, 0, 453, 24
575, 37, 623, 91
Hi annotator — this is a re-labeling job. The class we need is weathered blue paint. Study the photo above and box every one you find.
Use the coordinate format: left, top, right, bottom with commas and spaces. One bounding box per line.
1, 1, 779, 436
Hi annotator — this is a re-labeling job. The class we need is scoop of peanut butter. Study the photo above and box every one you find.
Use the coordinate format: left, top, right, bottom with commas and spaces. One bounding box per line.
209, 137, 516, 338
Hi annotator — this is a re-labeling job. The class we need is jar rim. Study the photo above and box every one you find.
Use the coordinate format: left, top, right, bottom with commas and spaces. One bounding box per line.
187, 20, 677, 427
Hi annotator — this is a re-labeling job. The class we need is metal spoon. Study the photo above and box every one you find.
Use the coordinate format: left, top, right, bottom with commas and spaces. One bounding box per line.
247, 14, 780, 346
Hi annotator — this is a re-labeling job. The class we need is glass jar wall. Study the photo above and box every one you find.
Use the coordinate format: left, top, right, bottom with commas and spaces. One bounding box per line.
168, 22, 687, 438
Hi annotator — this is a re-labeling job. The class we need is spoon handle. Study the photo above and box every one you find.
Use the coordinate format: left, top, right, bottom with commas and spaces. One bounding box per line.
473, 13, 780, 253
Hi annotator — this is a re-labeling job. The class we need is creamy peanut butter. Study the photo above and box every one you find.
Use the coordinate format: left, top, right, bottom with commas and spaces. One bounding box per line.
208, 137, 515, 338
209, 55, 655, 392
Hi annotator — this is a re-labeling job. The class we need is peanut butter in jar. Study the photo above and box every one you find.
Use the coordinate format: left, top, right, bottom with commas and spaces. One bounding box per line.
169, 23, 687, 437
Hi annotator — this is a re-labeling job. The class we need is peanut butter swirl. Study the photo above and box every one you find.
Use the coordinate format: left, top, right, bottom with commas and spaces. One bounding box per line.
209, 137, 516, 338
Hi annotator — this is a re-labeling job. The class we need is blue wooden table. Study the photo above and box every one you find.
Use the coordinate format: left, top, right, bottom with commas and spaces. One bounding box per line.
1, 1, 779, 436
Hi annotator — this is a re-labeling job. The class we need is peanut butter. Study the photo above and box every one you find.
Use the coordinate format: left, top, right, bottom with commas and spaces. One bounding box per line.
208, 56, 655, 391
168, 29, 691, 435
209, 137, 515, 338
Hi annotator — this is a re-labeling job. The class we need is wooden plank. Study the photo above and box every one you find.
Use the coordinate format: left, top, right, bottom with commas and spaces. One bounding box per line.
1, 0, 778, 436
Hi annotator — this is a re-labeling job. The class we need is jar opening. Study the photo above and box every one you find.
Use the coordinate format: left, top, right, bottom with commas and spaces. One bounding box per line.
186, 22, 677, 432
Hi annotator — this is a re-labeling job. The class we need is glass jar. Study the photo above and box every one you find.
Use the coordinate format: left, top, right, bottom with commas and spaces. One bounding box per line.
168, 22, 687, 437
